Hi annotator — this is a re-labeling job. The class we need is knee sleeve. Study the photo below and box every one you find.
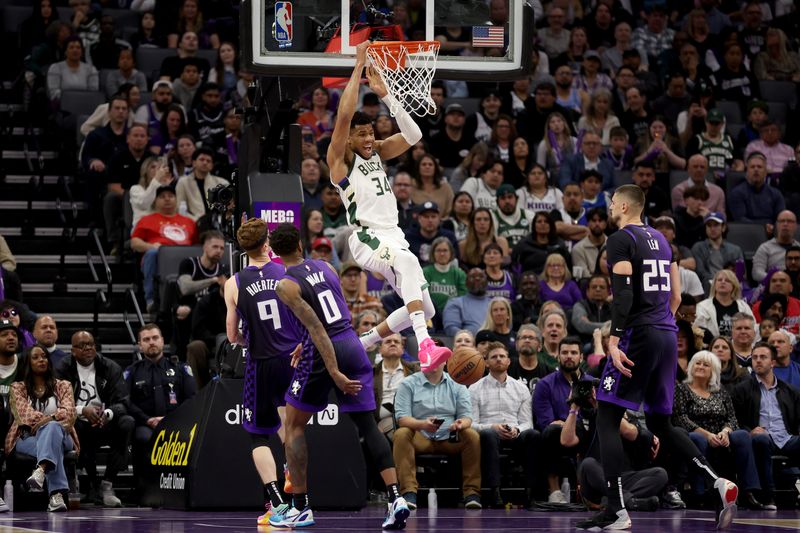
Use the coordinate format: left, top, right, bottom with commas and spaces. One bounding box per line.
348, 411, 395, 472
251, 433, 272, 451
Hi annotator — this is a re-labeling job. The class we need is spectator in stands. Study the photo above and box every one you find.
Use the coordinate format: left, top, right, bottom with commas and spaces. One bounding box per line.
159, 31, 210, 81
539, 253, 581, 312
552, 182, 590, 246
573, 54, 613, 102
151, 104, 188, 156
508, 323, 552, 386
517, 82, 575, 147
516, 164, 563, 214
131, 184, 197, 311
186, 285, 225, 389
629, 161, 669, 223
479, 297, 517, 358
129, 11, 163, 50
491, 184, 533, 249
81, 95, 130, 178
464, 89, 503, 145
393, 354, 481, 510
55, 331, 133, 507
299, 158, 325, 211
673, 184, 712, 249
736, 100, 769, 149
619, 86, 651, 150
711, 336, 749, 391
672, 154, 726, 213
580, 170, 610, 212
553, 65, 586, 115
691, 212, 744, 289
450, 143, 489, 194
104, 49, 147, 99
6, 343, 77, 513
603, 127, 635, 172
651, 73, 691, 127
321, 183, 346, 238
632, 5, 675, 59
533, 336, 584, 503
786, 246, 800, 298
459, 208, 510, 269
443, 268, 491, 336
126, 324, 196, 473
753, 28, 800, 82
211, 107, 241, 178
69, 0, 100, 54
171, 61, 202, 110
297, 88, 334, 142
731, 312, 758, 366
601, 22, 643, 76
672, 350, 768, 509
373, 333, 417, 437
20, 0, 60, 55
405, 202, 458, 267
555, 26, 590, 75
537, 111, 578, 176
453, 330, 475, 350
537, 6, 570, 58
208, 42, 238, 98
511, 272, 540, 331
744, 121, 794, 176
769, 330, 800, 388
571, 207, 607, 282
634, 116, 686, 174
752, 272, 800, 334
24, 20, 71, 103
189, 83, 225, 149
571, 273, 611, 346
90, 15, 131, 70
81, 82, 140, 137
409, 154, 454, 217
460, 160, 504, 210
309, 236, 339, 269
167, 0, 218, 49
46, 36, 99, 104
728, 152, 786, 224
130, 156, 174, 226
684, 108, 741, 177
713, 42, 760, 104
175, 147, 229, 221
32, 316, 69, 369
739, 1, 767, 58
512, 211, 570, 276
752, 211, 799, 282
134, 80, 175, 139
1, 303, 35, 350
338, 262, 383, 318
731, 342, 800, 496
487, 114, 516, 163
671, 244, 705, 301
470, 341, 540, 508
558, 132, 614, 190
393, 171, 416, 230
537, 310, 568, 368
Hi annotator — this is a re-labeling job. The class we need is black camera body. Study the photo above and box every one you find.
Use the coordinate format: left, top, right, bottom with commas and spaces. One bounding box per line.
566, 378, 600, 410
207, 183, 235, 210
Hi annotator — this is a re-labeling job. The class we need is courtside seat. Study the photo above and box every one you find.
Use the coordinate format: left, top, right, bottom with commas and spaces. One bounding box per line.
5, 449, 78, 510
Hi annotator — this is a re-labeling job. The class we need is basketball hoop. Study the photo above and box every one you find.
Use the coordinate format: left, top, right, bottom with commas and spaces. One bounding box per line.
367, 41, 440, 118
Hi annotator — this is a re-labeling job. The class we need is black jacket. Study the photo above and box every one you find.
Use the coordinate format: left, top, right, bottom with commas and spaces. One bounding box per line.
55, 353, 129, 420
124, 355, 197, 425
730, 374, 800, 435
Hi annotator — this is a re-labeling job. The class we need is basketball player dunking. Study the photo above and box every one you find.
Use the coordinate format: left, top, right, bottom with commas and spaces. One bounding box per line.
576, 185, 738, 530
266, 223, 410, 530
326, 41, 451, 371
223, 218, 299, 525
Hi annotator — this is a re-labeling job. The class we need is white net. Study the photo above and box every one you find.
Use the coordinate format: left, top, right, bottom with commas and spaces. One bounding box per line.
367, 41, 440, 118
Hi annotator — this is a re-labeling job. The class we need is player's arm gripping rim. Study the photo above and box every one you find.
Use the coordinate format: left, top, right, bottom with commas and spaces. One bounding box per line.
275, 278, 362, 395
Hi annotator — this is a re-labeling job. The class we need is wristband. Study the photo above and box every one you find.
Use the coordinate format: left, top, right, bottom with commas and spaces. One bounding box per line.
568, 409, 579, 416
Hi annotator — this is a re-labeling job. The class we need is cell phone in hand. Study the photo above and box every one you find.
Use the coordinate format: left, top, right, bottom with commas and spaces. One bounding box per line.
433, 418, 445, 426
448, 431, 460, 443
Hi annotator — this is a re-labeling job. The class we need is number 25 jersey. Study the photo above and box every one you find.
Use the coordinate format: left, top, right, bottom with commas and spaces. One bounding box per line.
606, 224, 677, 332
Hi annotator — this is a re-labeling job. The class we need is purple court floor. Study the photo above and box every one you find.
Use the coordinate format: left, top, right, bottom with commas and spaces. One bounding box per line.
1, 506, 799, 532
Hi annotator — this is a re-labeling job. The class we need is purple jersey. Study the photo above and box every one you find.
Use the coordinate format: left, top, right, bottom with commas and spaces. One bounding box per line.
285, 259, 353, 340
486, 270, 516, 301
606, 224, 677, 332
236, 262, 303, 359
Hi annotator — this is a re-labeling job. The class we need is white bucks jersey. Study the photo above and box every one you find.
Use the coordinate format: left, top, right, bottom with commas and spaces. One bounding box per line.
336, 152, 398, 230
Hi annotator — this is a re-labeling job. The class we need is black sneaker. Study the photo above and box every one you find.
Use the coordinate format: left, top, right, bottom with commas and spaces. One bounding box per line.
661, 487, 687, 509
575, 508, 631, 531
629, 496, 660, 512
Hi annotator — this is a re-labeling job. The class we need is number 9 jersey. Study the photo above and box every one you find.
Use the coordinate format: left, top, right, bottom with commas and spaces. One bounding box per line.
606, 224, 677, 332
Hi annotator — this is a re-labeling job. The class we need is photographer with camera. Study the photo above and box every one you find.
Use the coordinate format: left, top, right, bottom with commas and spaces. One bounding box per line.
175, 147, 230, 221
561, 376, 667, 512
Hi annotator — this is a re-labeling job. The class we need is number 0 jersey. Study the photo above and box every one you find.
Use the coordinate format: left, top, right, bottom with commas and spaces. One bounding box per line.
606, 224, 677, 332
284, 259, 353, 340
236, 262, 302, 360
335, 151, 399, 230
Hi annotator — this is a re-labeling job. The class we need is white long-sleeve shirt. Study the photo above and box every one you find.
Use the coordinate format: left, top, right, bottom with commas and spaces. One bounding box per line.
469, 373, 533, 433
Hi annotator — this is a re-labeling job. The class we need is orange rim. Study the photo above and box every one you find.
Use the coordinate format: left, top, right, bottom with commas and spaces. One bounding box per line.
367, 40, 440, 56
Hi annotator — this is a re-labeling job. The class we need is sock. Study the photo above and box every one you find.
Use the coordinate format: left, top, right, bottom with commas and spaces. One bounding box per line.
387, 483, 400, 503
692, 455, 719, 483
606, 476, 625, 512
265, 481, 284, 507
360, 327, 382, 349
293, 492, 309, 511
409, 311, 431, 347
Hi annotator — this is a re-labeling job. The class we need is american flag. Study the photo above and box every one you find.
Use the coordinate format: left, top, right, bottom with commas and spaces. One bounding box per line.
472, 25, 505, 47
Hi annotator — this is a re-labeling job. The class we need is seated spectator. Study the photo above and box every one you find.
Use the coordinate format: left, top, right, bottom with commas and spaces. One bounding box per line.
691, 213, 745, 292
131, 185, 197, 311
470, 342, 540, 507
443, 268, 491, 336
81, 96, 130, 178
627, 161, 670, 221
104, 124, 150, 252
171, 61, 202, 111
539, 253, 582, 312
428, 104, 474, 170
752, 211, 800, 282
651, 73, 690, 127
458, 208, 510, 270
672, 245, 705, 301
453, 330, 475, 350
559, 132, 614, 190
537, 6, 570, 58
373, 334, 418, 438
728, 152, 785, 224
536, 309, 569, 371
464, 89, 502, 145
577, 88, 618, 145
769, 330, 800, 388
89, 15, 131, 70
151, 104, 188, 156
483, 244, 515, 301
393, 356, 481, 509
752, 272, 800, 334
1, 303, 35, 350
159, 32, 210, 81
185, 287, 226, 389
512, 212, 570, 275
81, 83, 140, 137
695, 270, 755, 339
479, 297, 517, 359
299, 157, 326, 212
511, 272, 540, 330
175, 147, 229, 221
634, 116, 686, 174
684, 109, 741, 177
19, 0, 60, 56
32, 316, 69, 369
460, 161, 504, 210
731, 313, 758, 367
731, 342, 800, 500
130, 156, 174, 227
710, 336, 750, 391
423, 237, 466, 330
189, 84, 225, 150
787, 246, 800, 299
297, 87, 334, 142
753, 28, 800, 82
320, 183, 347, 238
24, 21, 72, 110
505, 137, 533, 190
136, 81, 178, 140
208, 42, 238, 98
487, 114, 516, 164
126, 324, 196, 473
603, 127, 634, 172
169, 134, 196, 177
533, 337, 584, 503
673, 185, 711, 249
338, 262, 383, 318
6, 343, 77, 513
537, 111, 578, 176
129, 11, 164, 50
579, 170, 611, 213
744, 121, 794, 176
492, 184, 533, 249
631, 5, 674, 59
0, 320, 22, 403
551, 183, 591, 245
572, 208, 607, 282
69, 0, 100, 52
676, 319, 700, 382
619, 86, 651, 149
571, 273, 611, 346
104, 49, 146, 99
393, 171, 417, 231
55, 332, 133, 507
211, 107, 241, 178
651, 216, 697, 271
508, 324, 553, 389
47, 35, 99, 104
404, 202, 458, 266
673, 350, 768, 508
517, 81, 577, 148
673, 155, 725, 214
166, 0, 218, 49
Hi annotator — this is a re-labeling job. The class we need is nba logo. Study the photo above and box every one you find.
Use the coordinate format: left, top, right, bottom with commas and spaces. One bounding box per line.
274, 2, 293, 44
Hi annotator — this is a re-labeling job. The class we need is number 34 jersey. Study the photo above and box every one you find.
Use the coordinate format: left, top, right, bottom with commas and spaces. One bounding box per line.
336, 151, 398, 231
606, 224, 677, 332
285, 259, 353, 341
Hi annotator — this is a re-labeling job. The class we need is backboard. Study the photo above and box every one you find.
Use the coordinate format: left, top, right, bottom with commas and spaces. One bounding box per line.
241, 0, 535, 80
